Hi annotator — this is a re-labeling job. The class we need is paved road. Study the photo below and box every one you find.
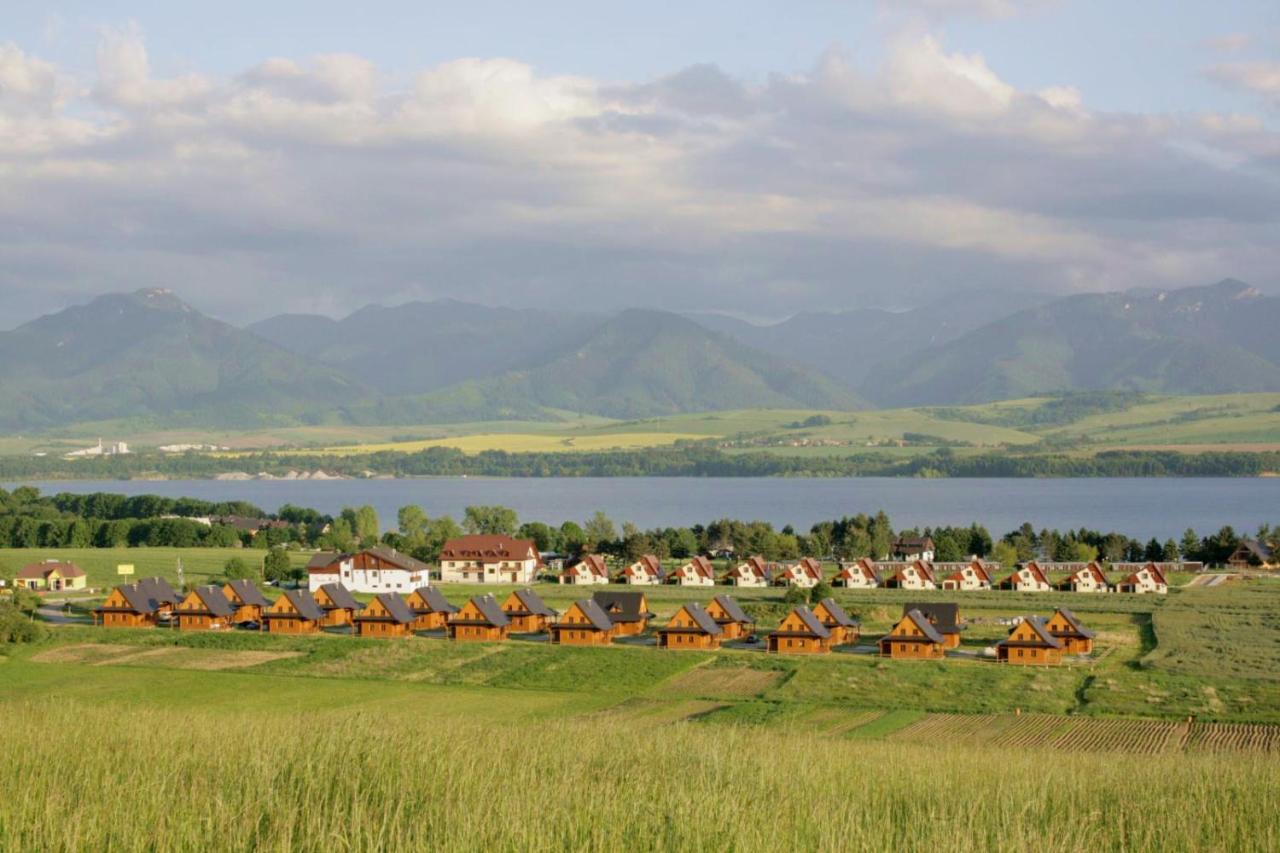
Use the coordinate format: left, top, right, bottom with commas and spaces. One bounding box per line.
34, 595, 95, 625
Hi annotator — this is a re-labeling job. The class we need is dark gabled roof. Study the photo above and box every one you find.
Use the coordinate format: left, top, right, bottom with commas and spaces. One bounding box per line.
1232, 540, 1273, 561
319, 582, 362, 611
816, 598, 858, 627
903, 602, 961, 634
274, 588, 325, 621
306, 551, 347, 570
662, 603, 722, 635
467, 595, 511, 627
591, 591, 651, 621
362, 546, 432, 573
108, 582, 162, 614
138, 577, 181, 604
359, 593, 415, 625
770, 606, 831, 639
902, 609, 945, 644
712, 594, 752, 624
1000, 615, 1063, 648
1051, 608, 1096, 639
511, 588, 557, 617
17, 560, 85, 580
190, 585, 235, 618
225, 579, 271, 607
563, 599, 614, 632
412, 586, 458, 614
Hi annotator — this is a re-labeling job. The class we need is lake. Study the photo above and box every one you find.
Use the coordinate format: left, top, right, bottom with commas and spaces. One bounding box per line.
6, 477, 1278, 539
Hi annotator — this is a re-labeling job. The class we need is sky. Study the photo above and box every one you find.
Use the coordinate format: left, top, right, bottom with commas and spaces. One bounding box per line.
2, 0, 1279, 324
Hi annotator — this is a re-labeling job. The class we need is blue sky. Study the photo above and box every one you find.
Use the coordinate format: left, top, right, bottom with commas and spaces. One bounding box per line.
2, 1, 1279, 322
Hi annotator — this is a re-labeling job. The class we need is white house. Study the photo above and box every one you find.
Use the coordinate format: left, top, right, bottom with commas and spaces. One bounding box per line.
619, 555, 663, 585
439, 536, 541, 584
883, 560, 936, 591
1060, 562, 1111, 593
307, 547, 432, 594
1115, 562, 1169, 595
668, 556, 716, 587
773, 557, 823, 588
722, 556, 770, 587
939, 559, 995, 591
834, 558, 880, 589
891, 536, 935, 562
998, 561, 1053, 592
559, 554, 610, 585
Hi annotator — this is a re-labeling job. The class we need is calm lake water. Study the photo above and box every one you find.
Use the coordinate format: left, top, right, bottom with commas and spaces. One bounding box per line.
7, 477, 1278, 540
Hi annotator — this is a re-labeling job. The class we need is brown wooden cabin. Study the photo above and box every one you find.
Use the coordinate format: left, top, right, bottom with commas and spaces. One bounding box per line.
405, 586, 458, 631
766, 607, 833, 654
657, 603, 723, 650
354, 593, 416, 638
93, 581, 166, 628
811, 598, 860, 646
1044, 608, 1095, 654
705, 594, 755, 640
591, 591, 653, 637
877, 609, 946, 660
314, 582, 364, 628
902, 602, 964, 649
447, 595, 512, 642
996, 616, 1064, 665
500, 588, 558, 633
264, 589, 326, 634
222, 579, 271, 624
134, 577, 182, 617
550, 599, 615, 646
175, 585, 236, 631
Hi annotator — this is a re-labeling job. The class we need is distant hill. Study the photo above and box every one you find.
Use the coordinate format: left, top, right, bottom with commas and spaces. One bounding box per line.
0, 289, 364, 431
691, 288, 1050, 388
861, 280, 1280, 406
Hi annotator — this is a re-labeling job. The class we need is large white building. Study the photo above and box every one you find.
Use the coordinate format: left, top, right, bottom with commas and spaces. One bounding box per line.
307, 547, 432, 594
439, 535, 541, 584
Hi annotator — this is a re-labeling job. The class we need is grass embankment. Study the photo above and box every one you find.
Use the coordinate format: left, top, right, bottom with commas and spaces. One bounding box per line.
1, 698, 1275, 852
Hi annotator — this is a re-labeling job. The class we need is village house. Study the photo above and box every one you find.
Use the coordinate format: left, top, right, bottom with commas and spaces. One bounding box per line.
353, 593, 416, 638
439, 535, 541, 584
222, 579, 271, 624
405, 586, 458, 631
591, 591, 653, 636
996, 616, 1064, 665
882, 560, 936, 590
618, 554, 664, 585
550, 599, 615, 646
722, 555, 771, 587
500, 588, 558, 633
891, 536, 936, 562
93, 579, 174, 628
15, 560, 87, 592
1058, 562, 1111, 593
939, 559, 995, 591
903, 602, 964, 649
811, 598, 859, 645
773, 557, 824, 588
877, 609, 946, 659
668, 555, 716, 586
766, 606, 832, 654
1115, 562, 1169, 594
559, 554, 611, 585
1226, 540, 1274, 568
657, 603, 724, 650
833, 557, 881, 589
264, 588, 326, 634
175, 585, 237, 631
447, 595, 512, 642
705, 594, 755, 640
1045, 608, 1096, 654
306, 548, 432, 594
997, 561, 1053, 592
313, 582, 364, 628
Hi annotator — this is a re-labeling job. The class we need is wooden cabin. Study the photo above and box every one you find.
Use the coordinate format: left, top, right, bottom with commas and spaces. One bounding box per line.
997, 561, 1053, 592
559, 554, 610, 585
877, 610, 946, 660
834, 558, 880, 589
722, 556, 770, 587
264, 589, 326, 634
668, 556, 716, 586
137, 577, 182, 616
314, 582, 364, 628
996, 616, 1064, 665
1045, 608, 1096, 654
405, 586, 458, 631
1058, 562, 1110, 593
940, 559, 995, 591
549, 599, 615, 646
705, 594, 755, 640
222, 579, 271, 624
882, 560, 936, 590
591, 591, 653, 636
447, 595, 511, 642
766, 607, 833, 654
657, 603, 724, 650
902, 602, 964, 649
1115, 562, 1169, 595
175, 585, 236, 631
92, 582, 166, 628
501, 588, 558, 633
354, 593, 416, 638
1226, 540, 1274, 568
811, 598, 859, 645
618, 555, 663, 585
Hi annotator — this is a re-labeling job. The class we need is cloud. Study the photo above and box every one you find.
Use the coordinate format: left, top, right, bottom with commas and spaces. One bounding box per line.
0, 27, 1276, 324
881, 0, 1054, 18
1207, 60, 1280, 106
1205, 34, 1252, 55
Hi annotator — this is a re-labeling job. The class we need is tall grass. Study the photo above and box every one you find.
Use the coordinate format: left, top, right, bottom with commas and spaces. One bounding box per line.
2, 699, 1275, 852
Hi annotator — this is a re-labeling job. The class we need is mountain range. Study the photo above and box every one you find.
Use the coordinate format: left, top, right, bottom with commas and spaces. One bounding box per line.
1, 280, 1276, 432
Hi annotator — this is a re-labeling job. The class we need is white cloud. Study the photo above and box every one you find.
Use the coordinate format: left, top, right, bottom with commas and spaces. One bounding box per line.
1207, 60, 1280, 105
95, 23, 212, 109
